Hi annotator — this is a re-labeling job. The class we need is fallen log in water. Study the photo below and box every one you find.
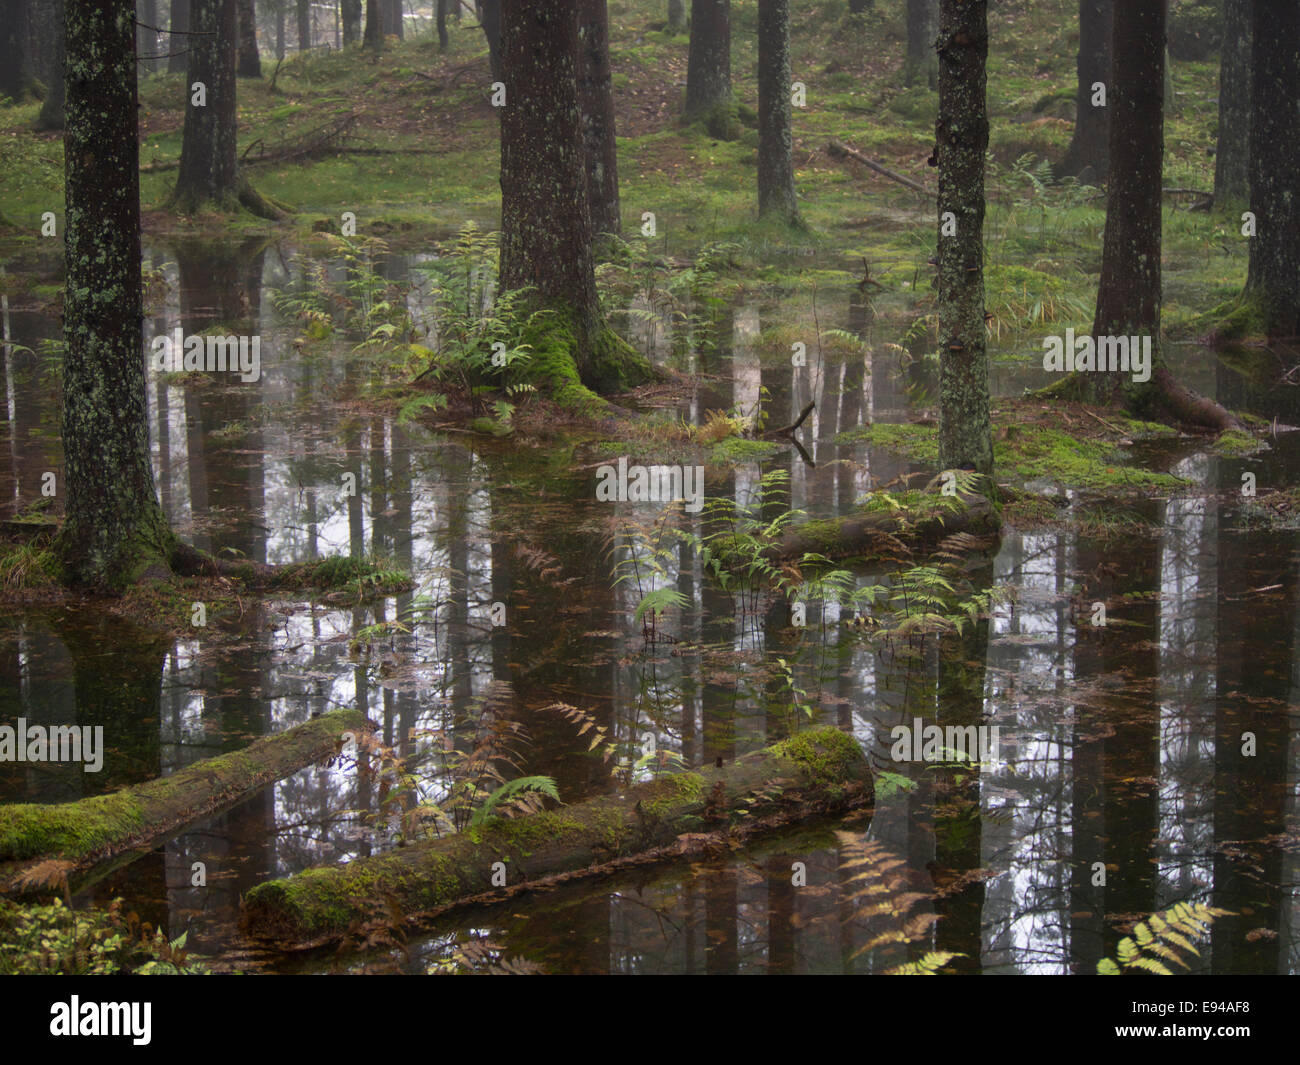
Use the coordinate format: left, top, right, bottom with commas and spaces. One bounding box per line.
240, 726, 873, 950
766, 489, 1000, 562
0, 708, 367, 894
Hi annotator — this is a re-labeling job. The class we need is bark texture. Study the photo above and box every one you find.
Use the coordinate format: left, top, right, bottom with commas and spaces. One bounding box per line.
173, 0, 239, 209
241, 727, 873, 948
684, 0, 731, 120
59, 0, 173, 589
1245, 1, 1300, 339
364, 0, 383, 48
577, 0, 621, 238
935, 0, 993, 478
478, 0, 502, 79
757, 0, 801, 225
236, 0, 260, 76
1058, 0, 1112, 182
667, 0, 686, 33
1213, 0, 1250, 205
437, 0, 449, 49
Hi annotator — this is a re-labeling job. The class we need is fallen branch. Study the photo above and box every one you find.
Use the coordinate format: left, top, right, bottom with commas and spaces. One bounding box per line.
240, 726, 873, 949
827, 138, 930, 197
764, 400, 816, 438
0, 708, 368, 894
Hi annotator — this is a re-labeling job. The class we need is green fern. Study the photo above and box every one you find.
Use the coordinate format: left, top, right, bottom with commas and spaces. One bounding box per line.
1097, 901, 1231, 975
468, 776, 561, 830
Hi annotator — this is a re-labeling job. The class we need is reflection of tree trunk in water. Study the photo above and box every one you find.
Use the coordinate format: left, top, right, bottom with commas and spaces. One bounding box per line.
931, 560, 992, 972
765, 853, 796, 972
443, 445, 475, 708
1210, 519, 1288, 973
705, 866, 739, 973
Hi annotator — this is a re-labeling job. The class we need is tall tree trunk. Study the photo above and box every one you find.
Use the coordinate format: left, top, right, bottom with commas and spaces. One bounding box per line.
667, 0, 686, 34
1245, 1, 1300, 339
297, 0, 310, 50
60, 0, 172, 588
386, 0, 402, 38
170, 0, 190, 72
275, 2, 284, 57
137, 0, 158, 74
36, 0, 66, 130
478, 0, 501, 79
364, 0, 383, 48
173, 0, 239, 209
1088, 0, 1164, 404
1214, 1, 1250, 205
757, 0, 800, 225
342, 0, 361, 45
1058, 0, 1112, 182
437, 0, 449, 50
577, 0, 621, 239
236, 0, 260, 76
684, 0, 731, 123
903, 0, 938, 88
499, 0, 649, 397
0, 0, 34, 100
935, 0, 992, 478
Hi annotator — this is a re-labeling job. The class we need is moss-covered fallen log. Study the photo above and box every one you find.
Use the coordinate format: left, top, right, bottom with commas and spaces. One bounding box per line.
768, 489, 999, 562
241, 726, 873, 949
0, 708, 367, 893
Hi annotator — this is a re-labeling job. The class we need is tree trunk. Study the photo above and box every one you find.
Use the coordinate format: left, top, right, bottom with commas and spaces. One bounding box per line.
684, 0, 731, 122
0, 709, 366, 888
169, 0, 190, 72
137, 0, 157, 74
903, 0, 938, 88
236, 0, 260, 76
667, 0, 686, 34
577, 0, 621, 239
36, 0, 65, 130
1088, 0, 1164, 405
478, 0, 501, 79
499, 0, 650, 400
297, 0, 310, 50
0, 0, 34, 100
437, 0, 449, 50
1245, 1, 1300, 339
59, 0, 173, 589
342, 0, 361, 45
1058, 0, 1112, 182
364, 0, 383, 48
276, 2, 284, 57
172, 0, 240, 209
935, 0, 993, 478
757, 0, 801, 225
386, 0, 402, 38
241, 727, 873, 948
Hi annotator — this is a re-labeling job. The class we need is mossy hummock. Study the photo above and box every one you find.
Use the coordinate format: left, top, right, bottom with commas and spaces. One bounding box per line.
240, 725, 873, 949
0, 708, 367, 891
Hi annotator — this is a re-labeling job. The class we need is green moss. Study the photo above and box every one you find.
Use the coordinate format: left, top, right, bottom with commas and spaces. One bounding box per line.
771, 726, 864, 787
639, 771, 707, 818
1210, 428, 1265, 457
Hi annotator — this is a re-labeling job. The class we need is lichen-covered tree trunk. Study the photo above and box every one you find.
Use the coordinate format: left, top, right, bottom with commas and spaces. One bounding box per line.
499, 0, 649, 400
577, 0, 621, 239
757, 0, 801, 225
236, 0, 260, 76
35, 0, 65, 131
684, 0, 730, 120
1245, 1, 1300, 340
169, 0, 190, 72
904, 0, 938, 88
478, 0, 502, 79
1213, 0, 1250, 206
342, 0, 362, 45
935, 0, 992, 479
59, 0, 173, 589
1058, 0, 1112, 182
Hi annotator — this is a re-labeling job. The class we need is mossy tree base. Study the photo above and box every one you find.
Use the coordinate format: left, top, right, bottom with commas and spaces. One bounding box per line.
241, 726, 873, 949
167, 176, 291, 221
0, 709, 368, 894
